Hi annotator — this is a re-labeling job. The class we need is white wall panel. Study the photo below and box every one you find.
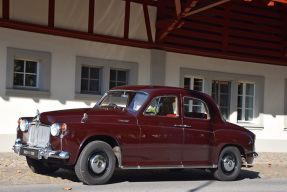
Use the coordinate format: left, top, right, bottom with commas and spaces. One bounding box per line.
165, 52, 287, 144
93, 0, 125, 38
0, 27, 151, 138
10, 0, 48, 25
55, 0, 89, 32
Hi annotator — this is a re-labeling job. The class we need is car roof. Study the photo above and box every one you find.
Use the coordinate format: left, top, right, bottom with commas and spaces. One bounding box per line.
111, 85, 201, 95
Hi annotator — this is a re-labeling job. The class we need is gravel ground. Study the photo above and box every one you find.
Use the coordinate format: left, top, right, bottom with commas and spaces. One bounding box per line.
0, 152, 286, 186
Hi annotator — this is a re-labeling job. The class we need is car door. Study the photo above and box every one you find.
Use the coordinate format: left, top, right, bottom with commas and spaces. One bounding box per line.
181, 96, 213, 166
137, 94, 183, 167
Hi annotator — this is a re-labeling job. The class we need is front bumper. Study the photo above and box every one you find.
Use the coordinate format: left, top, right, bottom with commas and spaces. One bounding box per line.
13, 138, 69, 160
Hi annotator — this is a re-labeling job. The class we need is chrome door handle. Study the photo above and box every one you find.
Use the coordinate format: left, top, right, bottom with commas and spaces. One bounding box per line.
183, 125, 191, 128
174, 124, 183, 127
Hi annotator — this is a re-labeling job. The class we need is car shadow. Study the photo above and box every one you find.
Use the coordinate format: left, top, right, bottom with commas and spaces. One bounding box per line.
45, 168, 260, 184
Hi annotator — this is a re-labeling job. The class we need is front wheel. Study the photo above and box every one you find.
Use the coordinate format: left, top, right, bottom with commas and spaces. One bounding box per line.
26, 157, 59, 174
213, 146, 242, 181
75, 141, 115, 185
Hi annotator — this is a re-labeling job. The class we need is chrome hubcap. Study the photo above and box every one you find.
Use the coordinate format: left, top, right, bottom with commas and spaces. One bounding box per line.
222, 154, 235, 172
89, 154, 107, 174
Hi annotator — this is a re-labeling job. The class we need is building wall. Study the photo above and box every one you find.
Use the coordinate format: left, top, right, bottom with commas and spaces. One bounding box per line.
166, 52, 287, 152
0, 27, 151, 151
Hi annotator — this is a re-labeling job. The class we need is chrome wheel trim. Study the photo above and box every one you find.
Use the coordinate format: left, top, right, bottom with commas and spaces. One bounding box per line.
221, 153, 236, 173
89, 154, 107, 174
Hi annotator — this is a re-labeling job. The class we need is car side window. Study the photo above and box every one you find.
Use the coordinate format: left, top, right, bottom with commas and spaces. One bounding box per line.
183, 97, 209, 119
145, 96, 178, 117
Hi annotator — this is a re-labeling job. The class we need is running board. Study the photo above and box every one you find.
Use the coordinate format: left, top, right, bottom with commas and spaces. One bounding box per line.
121, 164, 218, 169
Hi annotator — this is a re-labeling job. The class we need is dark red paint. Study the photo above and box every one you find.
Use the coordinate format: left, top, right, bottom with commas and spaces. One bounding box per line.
16, 86, 256, 167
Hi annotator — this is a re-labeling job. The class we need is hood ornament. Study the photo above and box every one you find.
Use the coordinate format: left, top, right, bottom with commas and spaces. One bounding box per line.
81, 113, 88, 123
36, 109, 40, 122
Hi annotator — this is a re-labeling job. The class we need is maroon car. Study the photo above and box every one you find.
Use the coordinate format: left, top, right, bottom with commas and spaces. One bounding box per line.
13, 86, 257, 184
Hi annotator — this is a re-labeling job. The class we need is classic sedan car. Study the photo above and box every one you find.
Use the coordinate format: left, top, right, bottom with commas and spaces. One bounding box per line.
13, 86, 257, 185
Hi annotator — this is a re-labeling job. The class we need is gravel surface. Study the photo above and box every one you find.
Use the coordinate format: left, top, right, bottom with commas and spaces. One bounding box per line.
0, 152, 286, 186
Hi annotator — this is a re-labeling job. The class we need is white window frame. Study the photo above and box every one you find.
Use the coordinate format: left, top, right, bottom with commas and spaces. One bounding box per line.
184, 77, 204, 92
6, 48, 51, 98
237, 82, 255, 122
109, 68, 129, 89
13, 58, 40, 89
80, 65, 102, 94
180, 68, 264, 129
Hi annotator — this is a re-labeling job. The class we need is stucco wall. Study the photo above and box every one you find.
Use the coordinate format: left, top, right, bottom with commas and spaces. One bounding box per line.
0, 27, 151, 151
165, 52, 287, 152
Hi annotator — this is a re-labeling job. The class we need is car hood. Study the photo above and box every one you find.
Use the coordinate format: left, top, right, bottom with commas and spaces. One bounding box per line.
38, 107, 137, 125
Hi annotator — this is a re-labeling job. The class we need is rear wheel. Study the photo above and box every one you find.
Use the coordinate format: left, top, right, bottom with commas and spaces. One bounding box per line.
75, 141, 115, 185
26, 157, 59, 174
213, 146, 242, 181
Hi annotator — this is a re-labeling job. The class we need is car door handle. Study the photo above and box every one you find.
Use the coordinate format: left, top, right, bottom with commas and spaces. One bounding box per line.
174, 124, 184, 127
183, 125, 191, 128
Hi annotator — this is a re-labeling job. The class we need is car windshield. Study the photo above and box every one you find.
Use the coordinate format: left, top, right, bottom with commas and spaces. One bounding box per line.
95, 91, 148, 111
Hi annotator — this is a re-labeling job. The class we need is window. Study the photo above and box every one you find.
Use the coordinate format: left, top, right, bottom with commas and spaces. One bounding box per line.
75, 56, 138, 100
98, 91, 148, 111
212, 80, 231, 120
145, 96, 178, 117
183, 97, 209, 119
6, 48, 51, 98
81, 66, 101, 94
13, 59, 38, 88
237, 83, 255, 121
184, 77, 204, 92
180, 68, 264, 128
110, 69, 128, 89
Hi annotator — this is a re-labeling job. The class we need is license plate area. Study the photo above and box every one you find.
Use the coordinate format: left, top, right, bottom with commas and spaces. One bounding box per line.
20, 147, 39, 159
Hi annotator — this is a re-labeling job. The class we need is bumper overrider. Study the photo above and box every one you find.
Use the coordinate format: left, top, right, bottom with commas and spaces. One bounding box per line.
13, 138, 70, 160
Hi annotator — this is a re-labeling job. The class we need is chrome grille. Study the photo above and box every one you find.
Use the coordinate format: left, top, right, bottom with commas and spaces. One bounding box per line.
27, 123, 50, 148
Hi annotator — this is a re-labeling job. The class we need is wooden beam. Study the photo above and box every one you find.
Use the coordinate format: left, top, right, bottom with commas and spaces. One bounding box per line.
48, 0, 55, 27
2, 0, 9, 20
0, 19, 287, 66
157, 0, 198, 42
124, 0, 130, 39
184, 0, 230, 17
126, 0, 158, 7
88, 0, 95, 33
143, 1, 153, 42
174, 0, 182, 17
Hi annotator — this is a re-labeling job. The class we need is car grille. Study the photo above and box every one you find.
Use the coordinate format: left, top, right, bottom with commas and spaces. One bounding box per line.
27, 123, 50, 148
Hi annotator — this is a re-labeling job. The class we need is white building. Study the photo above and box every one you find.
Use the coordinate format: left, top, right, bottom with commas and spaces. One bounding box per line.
0, 0, 287, 152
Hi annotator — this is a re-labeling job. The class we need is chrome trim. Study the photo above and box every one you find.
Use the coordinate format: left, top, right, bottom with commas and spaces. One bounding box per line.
12, 139, 69, 160
121, 164, 217, 169
12, 138, 22, 154
253, 152, 258, 158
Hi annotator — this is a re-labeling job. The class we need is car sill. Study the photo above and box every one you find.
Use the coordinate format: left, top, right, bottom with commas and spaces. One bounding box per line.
120, 164, 218, 169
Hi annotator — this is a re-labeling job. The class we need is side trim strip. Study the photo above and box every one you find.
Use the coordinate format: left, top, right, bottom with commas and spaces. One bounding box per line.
120, 164, 217, 169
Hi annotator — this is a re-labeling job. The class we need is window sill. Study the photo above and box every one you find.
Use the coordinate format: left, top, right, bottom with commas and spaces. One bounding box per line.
236, 122, 264, 130
74, 93, 102, 101
5, 89, 51, 98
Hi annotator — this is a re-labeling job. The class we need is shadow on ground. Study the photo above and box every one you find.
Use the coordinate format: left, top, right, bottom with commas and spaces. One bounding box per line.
45, 168, 260, 184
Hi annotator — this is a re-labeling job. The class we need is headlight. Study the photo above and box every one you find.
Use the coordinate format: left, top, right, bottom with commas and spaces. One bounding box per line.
19, 119, 29, 132
50, 123, 61, 137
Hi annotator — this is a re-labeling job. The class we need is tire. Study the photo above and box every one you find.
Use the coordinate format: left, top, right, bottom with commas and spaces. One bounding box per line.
213, 146, 242, 181
26, 157, 59, 174
75, 141, 116, 185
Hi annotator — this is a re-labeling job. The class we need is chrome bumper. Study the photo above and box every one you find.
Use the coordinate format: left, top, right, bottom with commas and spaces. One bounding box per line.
13, 138, 69, 160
